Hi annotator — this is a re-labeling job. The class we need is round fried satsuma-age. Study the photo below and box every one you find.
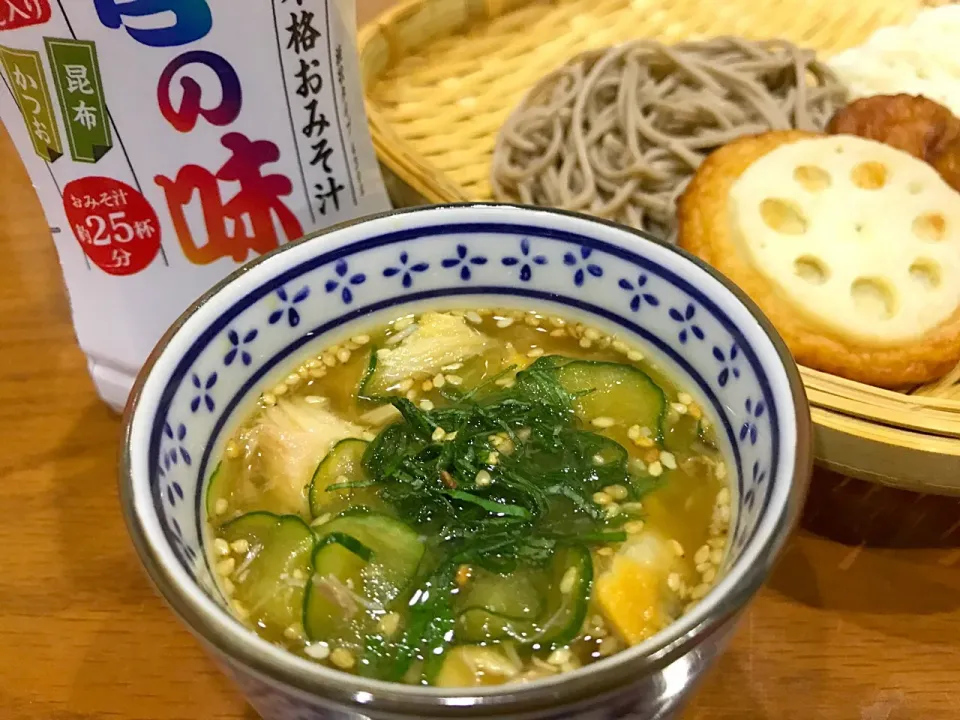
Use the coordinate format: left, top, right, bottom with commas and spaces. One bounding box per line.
677, 130, 960, 388
828, 93, 960, 192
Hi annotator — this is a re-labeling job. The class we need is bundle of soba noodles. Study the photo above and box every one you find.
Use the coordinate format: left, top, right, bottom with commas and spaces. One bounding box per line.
491, 37, 848, 240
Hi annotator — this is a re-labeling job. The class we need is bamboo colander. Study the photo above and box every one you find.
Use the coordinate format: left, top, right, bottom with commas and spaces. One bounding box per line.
358, 0, 960, 494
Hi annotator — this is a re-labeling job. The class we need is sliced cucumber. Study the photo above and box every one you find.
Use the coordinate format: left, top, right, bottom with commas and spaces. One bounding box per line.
205, 461, 225, 520
303, 536, 372, 643
219, 512, 314, 632
314, 513, 425, 604
456, 567, 543, 619
309, 439, 378, 518
554, 361, 666, 441
455, 546, 592, 648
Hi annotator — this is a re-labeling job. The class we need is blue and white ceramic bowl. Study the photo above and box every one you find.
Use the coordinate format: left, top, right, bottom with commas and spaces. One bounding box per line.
120, 204, 812, 720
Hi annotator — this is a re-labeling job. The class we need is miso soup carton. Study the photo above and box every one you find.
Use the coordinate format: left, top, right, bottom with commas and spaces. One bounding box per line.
0, 0, 389, 411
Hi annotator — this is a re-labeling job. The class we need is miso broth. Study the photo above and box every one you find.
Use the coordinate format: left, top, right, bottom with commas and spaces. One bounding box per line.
206, 309, 732, 686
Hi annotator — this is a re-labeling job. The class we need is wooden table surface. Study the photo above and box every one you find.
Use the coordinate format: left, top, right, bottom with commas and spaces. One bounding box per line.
3, 14, 960, 716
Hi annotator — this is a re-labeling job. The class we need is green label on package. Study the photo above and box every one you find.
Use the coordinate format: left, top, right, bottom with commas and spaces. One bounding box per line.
44, 38, 112, 163
0, 45, 63, 163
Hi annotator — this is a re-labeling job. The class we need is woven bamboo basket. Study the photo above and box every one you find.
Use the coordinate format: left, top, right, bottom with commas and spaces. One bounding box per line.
358, 0, 960, 494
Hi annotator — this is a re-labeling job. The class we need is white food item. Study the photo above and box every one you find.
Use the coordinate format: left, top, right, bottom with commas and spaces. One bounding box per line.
730, 135, 960, 344
829, 6, 960, 115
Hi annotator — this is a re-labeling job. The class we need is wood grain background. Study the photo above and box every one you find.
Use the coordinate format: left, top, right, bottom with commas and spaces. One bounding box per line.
1, 2, 959, 716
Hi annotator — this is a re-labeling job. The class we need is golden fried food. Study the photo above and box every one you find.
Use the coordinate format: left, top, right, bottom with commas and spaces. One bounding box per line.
828, 94, 960, 191
678, 130, 960, 388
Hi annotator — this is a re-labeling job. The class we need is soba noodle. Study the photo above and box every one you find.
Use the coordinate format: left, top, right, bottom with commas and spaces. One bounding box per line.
491, 37, 848, 240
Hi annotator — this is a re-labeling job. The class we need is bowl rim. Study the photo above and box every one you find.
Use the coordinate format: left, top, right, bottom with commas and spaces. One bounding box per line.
119, 202, 813, 716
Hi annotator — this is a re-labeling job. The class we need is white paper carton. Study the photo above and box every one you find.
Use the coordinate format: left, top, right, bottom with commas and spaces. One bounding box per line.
0, 0, 390, 411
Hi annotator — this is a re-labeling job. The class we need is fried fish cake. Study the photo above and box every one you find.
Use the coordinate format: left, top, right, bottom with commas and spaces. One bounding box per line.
828, 94, 960, 192
678, 130, 960, 388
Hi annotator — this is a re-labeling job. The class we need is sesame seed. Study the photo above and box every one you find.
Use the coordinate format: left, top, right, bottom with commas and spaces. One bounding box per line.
261, 392, 277, 407
719, 505, 731, 523
322, 353, 337, 367
441, 362, 463, 371
550, 328, 565, 337
394, 316, 414, 330
305, 359, 320, 369
351, 334, 370, 346
220, 578, 235, 596
527, 347, 545, 358
419, 399, 435, 411
648, 461, 663, 477
688, 404, 703, 420
694, 545, 710, 565
677, 392, 693, 405
525, 315, 541, 327
230, 539, 250, 554
627, 425, 641, 441
475, 470, 492, 487
560, 567, 578, 594
432, 373, 446, 388
224, 440, 241, 459
214, 499, 229, 515
421, 380, 434, 392
670, 540, 685, 557
445, 431, 458, 441
445, 374, 463, 386
591, 416, 615, 429
690, 583, 710, 600
584, 328, 601, 341
717, 487, 731, 505
579, 337, 592, 348
216, 557, 235, 576
710, 548, 724, 565
304, 395, 329, 405
596, 547, 615, 557
431, 427, 446, 442
285, 373, 301, 387
309, 368, 326, 379
494, 376, 515, 388
405, 390, 418, 402
612, 340, 629, 354
667, 573, 682, 592
487, 451, 500, 465
336, 349, 351, 364
709, 537, 726, 549
635, 437, 655, 448
283, 625, 302, 640
311, 513, 332, 527
496, 317, 514, 328
624, 520, 645, 534
304, 642, 330, 660
604, 504, 621, 519
660, 451, 677, 470
214, 538, 230, 556
549, 316, 566, 327
671, 402, 688, 415
702, 568, 716, 584
465, 311, 483, 325
330, 648, 355, 669
592, 491, 612, 506
272, 383, 288, 397
292, 568, 305, 581
622, 501, 644, 514
398, 378, 414, 392
379, 612, 401, 636
606, 484, 629, 501
627, 350, 644, 362
298, 366, 311, 380
592, 454, 605, 466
